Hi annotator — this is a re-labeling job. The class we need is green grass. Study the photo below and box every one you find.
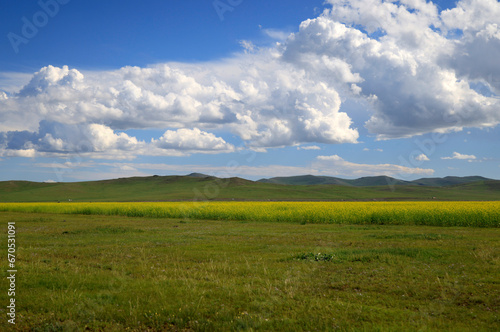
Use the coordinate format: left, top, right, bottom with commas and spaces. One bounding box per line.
1, 176, 499, 202
1, 212, 499, 331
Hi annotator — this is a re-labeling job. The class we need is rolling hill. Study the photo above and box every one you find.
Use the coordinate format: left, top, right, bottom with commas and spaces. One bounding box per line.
257, 175, 351, 186
258, 175, 491, 187
411, 176, 492, 187
0, 174, 499, 202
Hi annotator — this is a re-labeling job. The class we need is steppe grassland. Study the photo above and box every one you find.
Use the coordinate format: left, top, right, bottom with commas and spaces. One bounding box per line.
1, 201, 498, 330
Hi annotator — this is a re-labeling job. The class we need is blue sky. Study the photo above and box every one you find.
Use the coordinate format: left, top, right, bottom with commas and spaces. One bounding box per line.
1, 0, 499, 182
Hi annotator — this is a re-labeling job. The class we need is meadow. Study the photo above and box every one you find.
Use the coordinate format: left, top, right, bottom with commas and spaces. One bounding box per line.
1, 202, 499, 331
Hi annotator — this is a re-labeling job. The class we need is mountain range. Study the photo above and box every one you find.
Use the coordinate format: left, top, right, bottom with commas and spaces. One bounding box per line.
2, 173, 498, 202
256, 175, 492, 187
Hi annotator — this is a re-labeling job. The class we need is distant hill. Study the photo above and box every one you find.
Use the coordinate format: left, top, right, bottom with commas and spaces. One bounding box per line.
349, 176, 414, 187
258, 174, 492, 187
186, 173, 212, 178
0, 174, 498, 202
258, 175, 351, 186
411, 176, 491, 187
258, 174, 414, 186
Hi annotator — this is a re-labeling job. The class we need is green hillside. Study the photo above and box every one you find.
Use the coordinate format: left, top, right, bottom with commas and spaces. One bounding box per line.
258, 174, 491, 187
1, 175, 499, 202
258, 175, 351, 186
349, 176, 413, 186
411, 176, 491, 186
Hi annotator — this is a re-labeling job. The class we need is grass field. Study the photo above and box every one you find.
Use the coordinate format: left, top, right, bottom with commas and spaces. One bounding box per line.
1, 202, 499, 331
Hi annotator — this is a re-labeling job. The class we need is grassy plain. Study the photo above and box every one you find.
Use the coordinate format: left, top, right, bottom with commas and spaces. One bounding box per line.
1, 209, 499, 331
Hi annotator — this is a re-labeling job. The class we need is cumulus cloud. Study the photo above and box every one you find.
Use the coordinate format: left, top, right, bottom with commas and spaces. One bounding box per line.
152, 128, 234, 153
415, 154, 430, 161
283, 0, 500, 138
0, 53, 359, 156
315, 154, 434, 177
441, 152, 477, 160
440, 0, 500, 32
0, 0, 499, 159
0, 120, 235, 159
0, 120, 142, 159
439, 0, 500, 95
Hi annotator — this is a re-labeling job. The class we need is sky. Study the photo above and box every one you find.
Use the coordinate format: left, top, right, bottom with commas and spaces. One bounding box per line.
0, 0, 499, 182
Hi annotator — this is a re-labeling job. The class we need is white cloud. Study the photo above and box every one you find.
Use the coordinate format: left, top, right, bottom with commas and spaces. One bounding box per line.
286, 0, 500, 138
1, 0, 499, 158
0, 121, 236, 159
441, 21, 500, 95
440, 0, 500, 32
415, 154, 430, 161
0, 53, 359, 154
441, 152, 477, 160
0, 120, 142, 158
315, 154, 434, 177
35, 161, 96, 169
0, 72, 32, 94
262, 28, 291, 41
297, 145, 321, 150
152, 128, 235, 153
118, 165, 138, 172
88, 124, 140, 152
239, 40, 256, 53
0, 149, 36, 158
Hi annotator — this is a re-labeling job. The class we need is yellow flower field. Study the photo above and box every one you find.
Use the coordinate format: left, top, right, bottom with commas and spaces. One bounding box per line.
1, 201, 499, 227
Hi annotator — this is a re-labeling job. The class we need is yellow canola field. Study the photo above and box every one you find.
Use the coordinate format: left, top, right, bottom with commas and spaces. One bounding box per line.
1, 201, 499, 227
